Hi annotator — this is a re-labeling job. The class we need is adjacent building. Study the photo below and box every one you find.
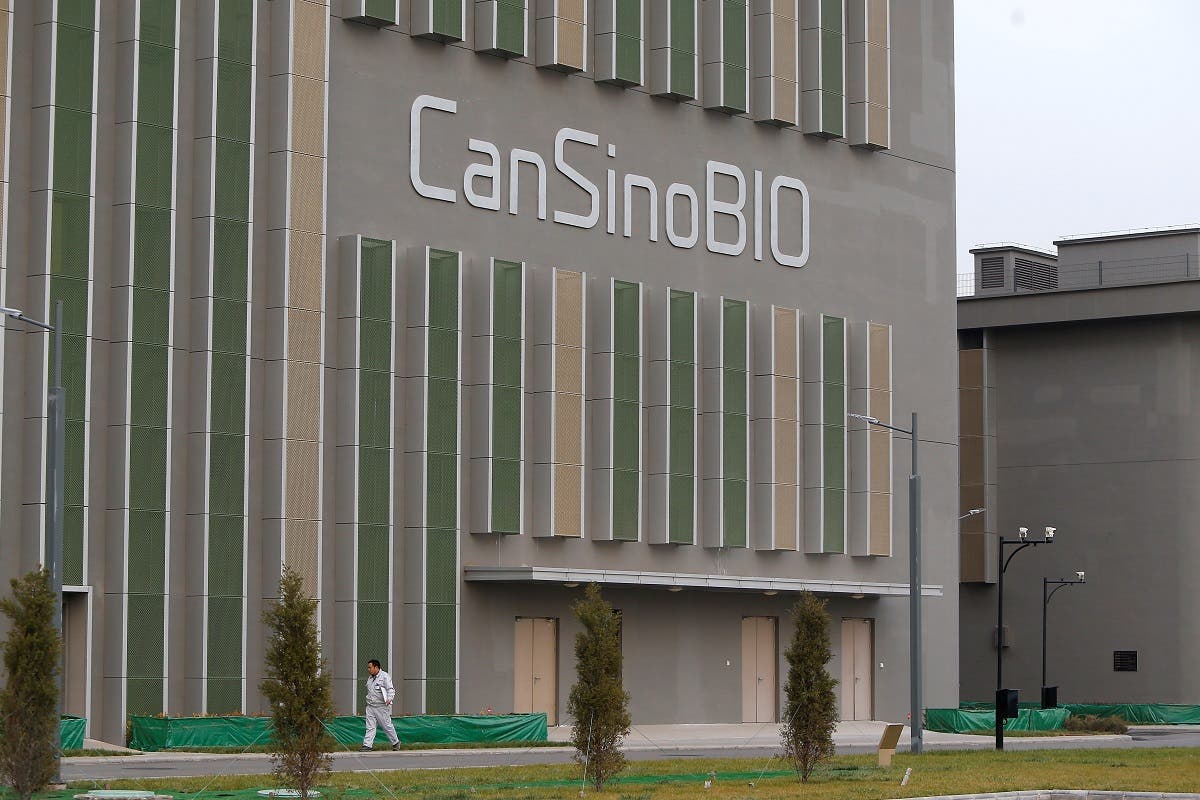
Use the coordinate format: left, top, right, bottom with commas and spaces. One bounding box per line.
958, 226, 1200, 705
0, 0, 956, 743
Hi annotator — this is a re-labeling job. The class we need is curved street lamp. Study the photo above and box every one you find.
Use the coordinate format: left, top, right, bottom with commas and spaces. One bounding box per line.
1042, 573, 1086, 706
995, 525, 1055, 750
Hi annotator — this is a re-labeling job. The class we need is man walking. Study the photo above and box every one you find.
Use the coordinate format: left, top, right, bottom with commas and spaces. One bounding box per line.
360, 659, 401, 751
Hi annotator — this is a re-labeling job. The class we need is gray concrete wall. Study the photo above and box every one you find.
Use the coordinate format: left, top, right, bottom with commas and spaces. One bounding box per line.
959, 315, 1200, 704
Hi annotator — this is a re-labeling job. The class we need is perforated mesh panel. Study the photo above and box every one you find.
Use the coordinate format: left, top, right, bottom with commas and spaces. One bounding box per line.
133, 206, 172, 290
284, 519, 320, 596
50, 192, 91, 279
553, 464, 583, 537
357, 446, 390, 524
775, 376, 798, 421
54, 23, 95, 113
554, 393, 583, 465
428, 249, 460, 330
669, 406, 694, 475
357, 523, 390, 601
286, 362, 322, 442
212, 219, 249, 300
135, 124, 174, 210
207, 514, 245, 596
285, 440, 321, 520
492, 386, 521, 460
126, 510, 166, 593
427, 378, 459, 455
555, 345, 584, 395
773, 419, 798, 485
215, 138, 251, 221
823, 424, 845, 489
425, 452, 458, 529
722, 479, 747, 547
668, 474, 694, 543
722, 413, 747, 480
359, 318, 392, 373
428, 328, 459, 379
425, 528, 457, 604
210, 352, 248, 435
210, 433, 247, 516
612, 399, 639, 471
206, 595, 243, 678
289, 153, 324, 234
129, 427, 168, 510
291, 75, 326, 157
425, 603, 457, 681
218, 0, 255, 63
773, 307, 798, 377
216, 60, 252, 143
823, 487, 845, 551
359, 238, 393, 320
358, 370, 391, 448
136, 44, 175, 129
206, 678, 242, 715
292, 0, 328, 81
493, 337, 521, 388
491, 458, 521, 533
288, 231, 324, 310
126, 593, 165, 677
553, 270, 583, 346
773, 484, 797, 550
612, 468, 639, 540
613, 281, 640, 355
492, 260, 523, 338
126, 677, 164, 717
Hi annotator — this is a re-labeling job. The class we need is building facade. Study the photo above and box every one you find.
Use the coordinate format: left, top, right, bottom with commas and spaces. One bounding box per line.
958, 227, 1200, 705
0, 0, 956, 743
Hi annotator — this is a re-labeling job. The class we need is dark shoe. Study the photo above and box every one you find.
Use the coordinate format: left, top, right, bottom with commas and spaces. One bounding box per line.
391, 742, 401, 751
359, 745, 372, 752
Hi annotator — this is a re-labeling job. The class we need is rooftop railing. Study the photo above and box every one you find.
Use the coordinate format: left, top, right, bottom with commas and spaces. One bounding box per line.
957, 253, 1197, 298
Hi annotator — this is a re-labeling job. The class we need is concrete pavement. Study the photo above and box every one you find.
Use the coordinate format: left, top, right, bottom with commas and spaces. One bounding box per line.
64, 722, 1200, 784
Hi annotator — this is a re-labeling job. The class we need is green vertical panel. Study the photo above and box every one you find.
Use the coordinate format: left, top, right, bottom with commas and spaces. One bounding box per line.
426, 248, 459, 712
612, 401, 639, 470
209, 0, 250, 713
612, 469, 639, 541
491, 261, 522, 533
433, 0, 464, 39
722, 479, 747, 548
207, 515, 244, 596
722, 299, 746, 369
126, 678, 165, 717
126, 511, 167, 593
823, 316, 845, 383
360, 239, 393, 318
823, 424, 845, 489
218, 0, 255, 63
722, 413, 747, 481
137, 45, 175, 127
356, 601, 389, 714
365, 0, 399, 24
496, 0, 525, 55
670, 48, 695, 97
723, 0, 747, 68
823, 487, 845, 552
52, 4, 97, 592
821, 0, 842, 34
206, 596, 243, 679
357, 447, 390, 524
613, 281, 639, 355
616, 34, 641, 83
670, 0, 694, 51
490, 459, 521, 533
668, 475, 694, 544
616, 0, 640, 35
357, 525, 390, 602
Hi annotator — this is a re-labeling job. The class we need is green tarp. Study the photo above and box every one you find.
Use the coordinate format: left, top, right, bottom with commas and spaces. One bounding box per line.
927, 702, 1200, 734
60, 715, 85, 750
925, 707, 1069, 733
128, 713, 548, 751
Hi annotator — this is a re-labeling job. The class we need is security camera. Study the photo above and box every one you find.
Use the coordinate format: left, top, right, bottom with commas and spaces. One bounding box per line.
1076, 571, 1085, 581
1018, 526, 1029, 539
1044, 526, 1056, 540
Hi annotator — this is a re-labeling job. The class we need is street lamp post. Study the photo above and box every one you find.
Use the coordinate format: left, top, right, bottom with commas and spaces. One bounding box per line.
995, 525, 1056, 751
1042, 573, 1086, 701
849, 410, 925, 754
2, 301, 65, 783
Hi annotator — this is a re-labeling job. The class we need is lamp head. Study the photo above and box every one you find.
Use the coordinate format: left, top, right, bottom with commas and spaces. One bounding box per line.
1018, 526, 1029, 540
1044, 526, 1056, 540
0, 305, 22, 319
1076, 571, 1085, 581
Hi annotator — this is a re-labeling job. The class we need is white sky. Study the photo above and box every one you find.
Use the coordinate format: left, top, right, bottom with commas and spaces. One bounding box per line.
954, 0, 1200, 274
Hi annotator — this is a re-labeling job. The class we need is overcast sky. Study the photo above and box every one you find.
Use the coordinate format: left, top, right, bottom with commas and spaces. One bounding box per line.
954, 1, 1200, 274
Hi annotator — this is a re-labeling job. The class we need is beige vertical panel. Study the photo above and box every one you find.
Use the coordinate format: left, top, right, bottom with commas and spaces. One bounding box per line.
752, 0, 798, 125
513, 618, 533, 712
269, 0, 329, 598
847, 0, 888, 148
550, 269, 585, 537
740, 617, 757, 722
959, 344, 996, 582
536, 0, 587, 72
531, 618, 558, 725
839, 619, 854, 719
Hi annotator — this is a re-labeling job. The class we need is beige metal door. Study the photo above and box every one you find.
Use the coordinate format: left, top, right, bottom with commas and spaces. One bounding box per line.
741, 617, 777, 722
514, 618, 558, 725
63, 592, 88, 718
840, 618, 874, 720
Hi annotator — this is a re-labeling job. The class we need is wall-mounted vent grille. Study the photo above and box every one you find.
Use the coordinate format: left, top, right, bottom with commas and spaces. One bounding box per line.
1113, 650, 1138, 672
1014, 258, 1058, 291
979, 256, 1005, 289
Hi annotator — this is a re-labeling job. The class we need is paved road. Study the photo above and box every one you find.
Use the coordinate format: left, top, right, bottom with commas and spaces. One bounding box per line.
63, 727, 1200, 783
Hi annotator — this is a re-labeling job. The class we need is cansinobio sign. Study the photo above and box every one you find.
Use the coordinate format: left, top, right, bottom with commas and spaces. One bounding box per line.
409, 94, 811, 268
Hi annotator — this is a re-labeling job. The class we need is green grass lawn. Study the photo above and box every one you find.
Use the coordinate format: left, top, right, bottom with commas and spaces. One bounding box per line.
52, 747, 1200, 800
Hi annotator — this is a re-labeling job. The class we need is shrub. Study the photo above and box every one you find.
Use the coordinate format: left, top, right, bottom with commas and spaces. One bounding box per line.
261, 567, 335, 798
1064, 714, 1129, 734
0, 568, 61, 800
780, 591, 839, 782
566, 583, 631, 791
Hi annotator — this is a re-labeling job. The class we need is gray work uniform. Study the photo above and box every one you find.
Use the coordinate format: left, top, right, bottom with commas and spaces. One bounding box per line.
363, 669, 399, 747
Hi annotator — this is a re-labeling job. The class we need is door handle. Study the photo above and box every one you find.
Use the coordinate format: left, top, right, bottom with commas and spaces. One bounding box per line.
757, 677, 763, 682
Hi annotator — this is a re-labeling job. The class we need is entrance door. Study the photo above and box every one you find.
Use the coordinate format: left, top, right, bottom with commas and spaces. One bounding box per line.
514, 617, 558, 724
62, 591, 89, 719
741, 617, 777, 722
840, 618, 874, 720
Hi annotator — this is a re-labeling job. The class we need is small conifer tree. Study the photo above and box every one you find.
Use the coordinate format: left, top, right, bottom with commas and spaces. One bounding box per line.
567, 583, 630, 791
0, 568, 61, 800
780, 591, 838, 782
261, 567, 334, 798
